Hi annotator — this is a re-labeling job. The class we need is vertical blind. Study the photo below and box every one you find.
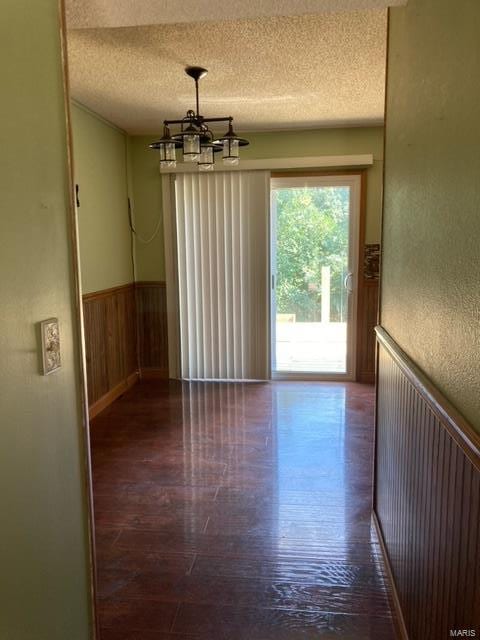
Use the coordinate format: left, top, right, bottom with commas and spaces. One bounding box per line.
173, 171, 270, 380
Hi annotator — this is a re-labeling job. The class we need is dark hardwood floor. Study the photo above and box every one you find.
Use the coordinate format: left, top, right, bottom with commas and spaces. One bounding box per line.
90, 380, 398, 639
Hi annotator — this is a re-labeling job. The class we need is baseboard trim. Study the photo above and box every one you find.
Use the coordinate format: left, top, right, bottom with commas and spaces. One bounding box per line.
140, 367, 169, 380
372, 511, 410, 640
357, 372, 375, 384
89, 371, 139, 419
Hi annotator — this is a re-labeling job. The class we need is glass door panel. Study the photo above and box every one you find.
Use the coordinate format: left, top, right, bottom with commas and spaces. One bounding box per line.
271, 176, 359, 379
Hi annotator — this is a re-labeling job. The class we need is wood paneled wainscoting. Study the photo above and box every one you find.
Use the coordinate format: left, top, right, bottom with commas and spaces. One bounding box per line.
83, 277, 376, 415
356, 278, 379, 383
135, 281, 169, 378
374, 326, 480, 639
83, 282, 169, 417
83, 284, 139, 418
355, 240, 380, 384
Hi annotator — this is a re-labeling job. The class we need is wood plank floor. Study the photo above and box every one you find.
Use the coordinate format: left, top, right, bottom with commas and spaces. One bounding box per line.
90, 380, 398, 639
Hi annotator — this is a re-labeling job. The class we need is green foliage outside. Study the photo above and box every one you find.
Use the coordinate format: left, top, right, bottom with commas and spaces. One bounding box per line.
275, 186, 349, 322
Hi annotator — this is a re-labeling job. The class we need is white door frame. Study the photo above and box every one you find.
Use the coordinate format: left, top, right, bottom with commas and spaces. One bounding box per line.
270, 174, 361, 381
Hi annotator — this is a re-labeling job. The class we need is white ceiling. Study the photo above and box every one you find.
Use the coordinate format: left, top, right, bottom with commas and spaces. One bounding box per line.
66, 0, 406, 29
66, 1, 399, 134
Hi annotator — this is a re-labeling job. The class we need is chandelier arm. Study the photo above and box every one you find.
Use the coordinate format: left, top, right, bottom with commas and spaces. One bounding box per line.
200, 116, 233, 124
164, 116, 233, 126
163, 118, 195, 126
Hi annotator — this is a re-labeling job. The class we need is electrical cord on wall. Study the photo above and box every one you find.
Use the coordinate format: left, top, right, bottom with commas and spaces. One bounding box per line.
129, 222, 136, 283
126, 197, 136, 281
128, 197, 162, 244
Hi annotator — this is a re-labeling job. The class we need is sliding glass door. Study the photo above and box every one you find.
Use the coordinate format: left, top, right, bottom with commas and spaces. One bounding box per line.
270, 175, 360, 380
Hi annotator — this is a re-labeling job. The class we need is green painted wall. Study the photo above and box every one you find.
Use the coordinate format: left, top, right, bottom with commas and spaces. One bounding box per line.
130, 126, 383, 281
130, 135, 165, 281
72, 103, 132, 294
381, 0, 480, 432
0, 2, 93, 639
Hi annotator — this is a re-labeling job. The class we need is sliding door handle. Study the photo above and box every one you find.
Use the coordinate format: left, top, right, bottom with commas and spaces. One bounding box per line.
344, 272, 353, 294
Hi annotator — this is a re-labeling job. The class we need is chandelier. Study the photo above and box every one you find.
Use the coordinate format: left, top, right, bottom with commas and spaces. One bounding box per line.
149, 67, 249, 171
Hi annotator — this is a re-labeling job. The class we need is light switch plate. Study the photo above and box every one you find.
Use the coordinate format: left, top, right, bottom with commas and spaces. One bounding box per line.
40, 318, 61, 375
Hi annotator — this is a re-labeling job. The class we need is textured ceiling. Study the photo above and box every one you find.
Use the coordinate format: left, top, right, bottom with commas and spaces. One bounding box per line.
67, 11, 388, 135
66, 0, 406, 29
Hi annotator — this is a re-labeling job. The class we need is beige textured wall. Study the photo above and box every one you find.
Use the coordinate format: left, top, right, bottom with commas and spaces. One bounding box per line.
381, 0, 480, 432
0, 2, 93, 638
72, 102, 133, 294
130, 126, 384, 281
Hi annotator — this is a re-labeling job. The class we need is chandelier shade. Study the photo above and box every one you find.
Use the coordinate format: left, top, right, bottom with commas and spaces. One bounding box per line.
214, 122, 250, 167
149, 67, 249, 170
149, 125, 182, 167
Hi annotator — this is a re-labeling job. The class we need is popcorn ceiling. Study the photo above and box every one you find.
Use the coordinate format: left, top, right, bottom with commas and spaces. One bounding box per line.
66, 0, 406, 29
67, 10, 388, 134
